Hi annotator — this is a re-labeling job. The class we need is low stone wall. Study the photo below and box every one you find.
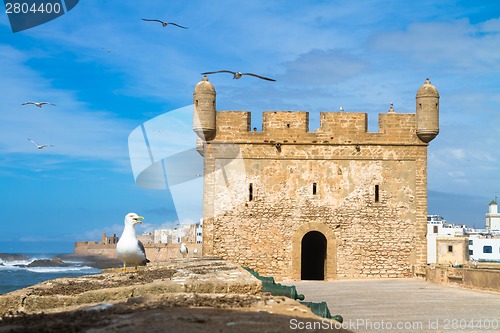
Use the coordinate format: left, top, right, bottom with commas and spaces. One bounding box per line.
74, 242, 202, 262
417, 264, 500, 292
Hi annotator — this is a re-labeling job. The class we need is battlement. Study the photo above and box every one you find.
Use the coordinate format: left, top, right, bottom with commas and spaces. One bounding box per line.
214, 110, 421, 145
263, 111, 309, 132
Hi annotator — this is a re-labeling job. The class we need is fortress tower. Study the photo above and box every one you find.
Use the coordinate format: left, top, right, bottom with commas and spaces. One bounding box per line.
193, 77, 439, 280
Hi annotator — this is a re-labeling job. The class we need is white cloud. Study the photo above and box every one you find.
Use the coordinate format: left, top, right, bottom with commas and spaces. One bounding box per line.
280, 49, 369, 85
370, 19, 500, 72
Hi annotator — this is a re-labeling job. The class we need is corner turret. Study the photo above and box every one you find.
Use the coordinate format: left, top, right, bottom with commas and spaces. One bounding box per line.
193, 76, 216, 141
416, 78, 439, 143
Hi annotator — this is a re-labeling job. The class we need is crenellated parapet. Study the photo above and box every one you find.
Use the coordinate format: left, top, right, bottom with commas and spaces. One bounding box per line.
193, 77, 439, 147
211, 109, 421, 145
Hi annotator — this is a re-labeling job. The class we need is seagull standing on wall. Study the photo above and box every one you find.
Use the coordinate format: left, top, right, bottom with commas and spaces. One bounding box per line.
141, 18, 188, 29
22, 101, 55, 108
116, 213, 150, 272
180, 243, 188, 258
201, 70, 276, 82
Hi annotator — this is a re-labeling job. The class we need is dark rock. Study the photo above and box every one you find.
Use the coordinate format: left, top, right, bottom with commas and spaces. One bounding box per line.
0, 253, 29, 261
27, 258, 69, 267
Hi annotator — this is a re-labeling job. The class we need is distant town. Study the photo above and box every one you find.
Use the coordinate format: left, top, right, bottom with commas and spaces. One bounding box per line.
428, 199, 500, 265
74, 221, 203, 262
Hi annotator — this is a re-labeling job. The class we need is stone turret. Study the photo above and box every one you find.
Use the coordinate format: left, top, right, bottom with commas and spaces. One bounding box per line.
416, 78, 439, 143
193, 76, 216, 141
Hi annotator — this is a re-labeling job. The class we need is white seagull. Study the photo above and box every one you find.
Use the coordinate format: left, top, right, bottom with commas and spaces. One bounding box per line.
141, 18, 188, 29
116, 213, 150, 272
180, 243, 188, 258
28, 138, 54, 149
22, 101, 55, 108
201, 70, 276, 82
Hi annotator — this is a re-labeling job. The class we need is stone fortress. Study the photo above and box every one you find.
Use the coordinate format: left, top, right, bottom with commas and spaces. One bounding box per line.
193, 76, 439, 281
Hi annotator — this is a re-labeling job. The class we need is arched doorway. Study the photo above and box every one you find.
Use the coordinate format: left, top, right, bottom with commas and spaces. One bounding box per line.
301, 231, 327, 280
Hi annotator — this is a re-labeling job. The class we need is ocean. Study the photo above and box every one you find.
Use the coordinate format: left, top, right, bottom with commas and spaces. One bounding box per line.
0, 253, 101, 295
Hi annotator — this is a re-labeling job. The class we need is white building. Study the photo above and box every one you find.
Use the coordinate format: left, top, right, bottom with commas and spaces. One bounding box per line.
154, 229, 174, 244
486, 199, 500, 232
468, 236, 500, 262
427, 215, 467, 264
427, 215, 466, 236
154, 224, 192, 244
196, 219, 203, 244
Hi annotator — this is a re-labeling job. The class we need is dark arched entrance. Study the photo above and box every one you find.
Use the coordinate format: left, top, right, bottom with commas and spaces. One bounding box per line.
301, 231, 327, 280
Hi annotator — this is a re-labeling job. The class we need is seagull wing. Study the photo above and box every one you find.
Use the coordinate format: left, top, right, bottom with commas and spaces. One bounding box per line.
22, 102, 36, 105
142, 18, 165, 24
168, 22, 188, 29
242, 73, 276, 81
27, 138, 41, 147
201, 70, 236, 75
137, 240, 150, 264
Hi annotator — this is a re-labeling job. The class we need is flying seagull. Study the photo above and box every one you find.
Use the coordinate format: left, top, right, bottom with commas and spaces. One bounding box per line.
116, 212, 150, 272
201, 70, 276, 82
22, 101, 55, 108
28, 138, 54, 149
141, 18, 188, 29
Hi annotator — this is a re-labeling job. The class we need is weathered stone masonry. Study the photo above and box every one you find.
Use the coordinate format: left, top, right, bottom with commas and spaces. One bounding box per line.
193, 77, 439, 280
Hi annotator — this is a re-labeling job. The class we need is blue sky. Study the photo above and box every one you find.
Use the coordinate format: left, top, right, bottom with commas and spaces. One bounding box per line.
1, 1, 499, 253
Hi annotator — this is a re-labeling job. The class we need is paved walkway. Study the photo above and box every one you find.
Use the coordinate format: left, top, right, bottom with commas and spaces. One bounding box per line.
293, 279, 500, 333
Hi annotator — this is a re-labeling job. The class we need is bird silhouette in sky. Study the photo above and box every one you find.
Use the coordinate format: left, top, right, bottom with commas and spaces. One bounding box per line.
28, 138, 54, 149
201, 70, 276, 82
22, 101, 56, 108
141, 18, 188, 29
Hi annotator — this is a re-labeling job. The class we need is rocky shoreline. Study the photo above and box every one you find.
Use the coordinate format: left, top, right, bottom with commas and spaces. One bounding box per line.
0, 253, 122, 270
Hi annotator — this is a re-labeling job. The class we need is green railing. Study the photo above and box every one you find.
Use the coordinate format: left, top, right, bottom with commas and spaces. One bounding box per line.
242, 266, 343, 322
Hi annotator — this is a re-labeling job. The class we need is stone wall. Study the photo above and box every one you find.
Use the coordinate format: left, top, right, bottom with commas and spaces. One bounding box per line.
422, 265, 500, 292
202, 110, 429, 280
74, 242, 202, 262
435, 237, 469, 265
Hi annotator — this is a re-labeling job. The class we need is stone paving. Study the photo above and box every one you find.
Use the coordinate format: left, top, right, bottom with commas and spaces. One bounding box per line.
294, 278, 500, 333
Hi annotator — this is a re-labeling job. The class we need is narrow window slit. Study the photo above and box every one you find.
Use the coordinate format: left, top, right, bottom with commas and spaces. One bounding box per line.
249, 183, 253, 201
375, 185, 379, 202
313, 183, 317, 195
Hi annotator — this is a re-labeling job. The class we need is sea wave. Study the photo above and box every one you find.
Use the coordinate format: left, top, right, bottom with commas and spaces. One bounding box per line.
0, 257, 100, 274
0, 259, 33, 267
25, 266, 100, 274
0, 254, 102, 294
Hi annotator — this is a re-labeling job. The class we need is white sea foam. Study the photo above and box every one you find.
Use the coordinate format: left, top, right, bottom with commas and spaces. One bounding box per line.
0, 259, 32, 268
26, 266, 100, 274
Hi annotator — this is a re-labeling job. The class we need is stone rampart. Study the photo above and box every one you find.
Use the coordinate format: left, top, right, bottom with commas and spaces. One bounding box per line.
74, 242, 202, 262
